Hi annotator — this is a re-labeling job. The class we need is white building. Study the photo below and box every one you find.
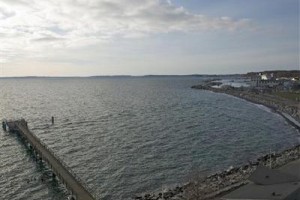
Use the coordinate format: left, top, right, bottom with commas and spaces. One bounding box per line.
251, 73, 279, 88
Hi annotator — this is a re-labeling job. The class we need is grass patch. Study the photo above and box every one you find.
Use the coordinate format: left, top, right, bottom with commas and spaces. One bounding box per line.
273, 91, 300, 101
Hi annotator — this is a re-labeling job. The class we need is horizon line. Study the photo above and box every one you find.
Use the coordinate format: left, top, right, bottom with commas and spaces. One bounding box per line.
1, 70, 299, 78
0, 73, 243, 78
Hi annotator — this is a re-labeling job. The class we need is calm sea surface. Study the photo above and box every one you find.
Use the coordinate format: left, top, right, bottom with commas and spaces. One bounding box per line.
0, 77, 299, 200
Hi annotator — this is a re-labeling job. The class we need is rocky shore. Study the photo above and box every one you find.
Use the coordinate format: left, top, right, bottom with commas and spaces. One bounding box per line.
191, 83, 300, 125
134, 145, 300, 200
133, 81, 300, 200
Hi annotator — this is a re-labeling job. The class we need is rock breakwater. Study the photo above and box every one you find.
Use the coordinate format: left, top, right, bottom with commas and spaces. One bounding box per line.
133, 145, 300, 200
133, 81, 300, 200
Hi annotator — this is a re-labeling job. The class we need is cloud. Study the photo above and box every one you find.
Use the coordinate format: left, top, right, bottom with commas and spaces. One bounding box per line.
0, 7, 15, 19
32, 36, 65, 42
0, 0, 253, 63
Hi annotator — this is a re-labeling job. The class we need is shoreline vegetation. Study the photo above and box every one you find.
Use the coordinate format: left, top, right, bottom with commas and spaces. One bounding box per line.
134, 79, 300, 200
191, 79, 300, 129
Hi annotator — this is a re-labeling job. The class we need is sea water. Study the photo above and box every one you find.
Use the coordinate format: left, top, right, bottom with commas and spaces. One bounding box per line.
0, 77, 298, 199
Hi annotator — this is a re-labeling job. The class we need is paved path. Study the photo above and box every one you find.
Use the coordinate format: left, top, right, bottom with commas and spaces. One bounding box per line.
221, 159, 300, 200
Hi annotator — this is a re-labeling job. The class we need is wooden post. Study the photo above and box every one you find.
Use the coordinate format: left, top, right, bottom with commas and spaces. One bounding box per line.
2, 121, 6, 131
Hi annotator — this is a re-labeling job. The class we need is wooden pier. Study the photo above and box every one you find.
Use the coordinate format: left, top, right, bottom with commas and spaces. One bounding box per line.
2, 119, 95, 200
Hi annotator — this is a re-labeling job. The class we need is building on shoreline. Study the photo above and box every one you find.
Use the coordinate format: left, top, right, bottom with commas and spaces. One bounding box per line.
250, 73, 281, 89
250, 72, 300, 92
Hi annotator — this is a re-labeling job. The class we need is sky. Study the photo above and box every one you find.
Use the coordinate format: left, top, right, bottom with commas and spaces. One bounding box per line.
0, 0, 299, 76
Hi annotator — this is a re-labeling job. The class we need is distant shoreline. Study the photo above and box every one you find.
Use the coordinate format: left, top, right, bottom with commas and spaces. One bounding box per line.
0, 74, 239, 79
133, 82, 300, 200
191, 84, 300, 131
0, 69, 299, 79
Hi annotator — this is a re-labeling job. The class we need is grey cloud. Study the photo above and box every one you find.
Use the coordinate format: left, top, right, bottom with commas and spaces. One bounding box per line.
0, 0, 254, 63
0, 0, 27, 5
0, 33, 7, 37
0, 7, 15, 19
32, 37, 65, 42
93, 1, 123, 13
2, 0, 252, 38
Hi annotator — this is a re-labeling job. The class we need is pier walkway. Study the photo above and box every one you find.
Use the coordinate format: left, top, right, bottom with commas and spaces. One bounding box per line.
3, 119, 95, 200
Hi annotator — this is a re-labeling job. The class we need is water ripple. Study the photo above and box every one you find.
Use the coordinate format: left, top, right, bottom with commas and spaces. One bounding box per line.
0, 77, 299, 200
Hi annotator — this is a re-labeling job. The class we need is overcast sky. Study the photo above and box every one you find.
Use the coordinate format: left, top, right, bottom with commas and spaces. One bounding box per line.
0, 0, 299, 76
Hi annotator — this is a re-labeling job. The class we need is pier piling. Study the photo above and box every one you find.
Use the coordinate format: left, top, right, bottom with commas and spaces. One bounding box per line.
2, 121, 6, 131
3, 119, 95, 200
